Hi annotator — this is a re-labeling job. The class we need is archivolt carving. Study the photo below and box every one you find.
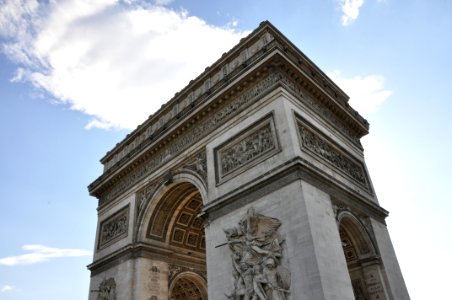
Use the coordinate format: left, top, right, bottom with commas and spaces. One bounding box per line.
169, 265, 207, 284
136, 181, 159, 214
337, 210, 376, 257
182, 150, 207, 183
224, 208, 290, 300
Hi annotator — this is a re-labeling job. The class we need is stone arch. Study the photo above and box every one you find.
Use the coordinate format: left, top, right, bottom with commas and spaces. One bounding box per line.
169, 271, 208, 300
337, 211, 389, 300
135, 171, 207, 244
337, 211, 376, 259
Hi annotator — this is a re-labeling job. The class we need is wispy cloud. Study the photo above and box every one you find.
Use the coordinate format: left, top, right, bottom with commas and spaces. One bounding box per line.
0, 245, 92, 266
339, 0, 365, 26
1, 285, 14, 293
327, 70, 392, 114
154, 0, 174, 6
0, 0, 248, 130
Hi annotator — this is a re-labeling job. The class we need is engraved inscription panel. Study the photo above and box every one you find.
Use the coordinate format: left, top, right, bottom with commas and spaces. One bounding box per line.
98, 206, 129, 249
215, 115, 279, 183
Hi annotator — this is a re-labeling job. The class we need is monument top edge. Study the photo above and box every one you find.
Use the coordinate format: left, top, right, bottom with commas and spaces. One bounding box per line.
98, 20, 368, 166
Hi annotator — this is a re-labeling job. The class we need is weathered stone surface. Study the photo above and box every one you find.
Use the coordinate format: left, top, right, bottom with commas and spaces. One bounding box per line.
87, 21, 409, 300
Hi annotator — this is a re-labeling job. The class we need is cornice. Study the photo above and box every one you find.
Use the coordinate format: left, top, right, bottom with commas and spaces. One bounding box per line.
88, 242, 205, 276
88, 21, 371, 203
200, 158, 387, 224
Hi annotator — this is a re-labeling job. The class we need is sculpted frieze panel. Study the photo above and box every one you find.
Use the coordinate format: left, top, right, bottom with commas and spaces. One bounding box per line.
224, 208, 291, 300
98, 206, 129, 249
97, 70, 364, 205
296, 117, 369, 189
215, 115, 279, 183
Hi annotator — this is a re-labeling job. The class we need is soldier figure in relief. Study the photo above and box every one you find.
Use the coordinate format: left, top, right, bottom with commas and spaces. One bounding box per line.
225, 208, 290, 300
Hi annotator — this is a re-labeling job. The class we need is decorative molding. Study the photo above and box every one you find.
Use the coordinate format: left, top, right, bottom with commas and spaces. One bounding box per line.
136, 181, 159, 215
182, 149, 207, 183
97, 72, 283, 204
215, 114, 279, 184
168, 264, 207, 285
97, 21, 368, 175
98, 206, 129, 249
223, 207, 291, 299
296, 116, 369, 189
100, 29, 275, 172
94, 69, 367, 205
89, 22, 370, 207
280, 73, 361, 146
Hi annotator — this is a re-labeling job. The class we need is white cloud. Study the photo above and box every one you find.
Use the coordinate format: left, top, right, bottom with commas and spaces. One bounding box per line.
1, 285, 14, 293
0, 0, 248, 130
327, 70, 392, 115
339, 0, 365, 26
0, 245, 92, 266
154, 0, 174, 6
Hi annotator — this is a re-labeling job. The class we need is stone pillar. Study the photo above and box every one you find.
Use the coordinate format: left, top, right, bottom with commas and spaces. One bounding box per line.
362, 262, 390, 300
133, 258, 169, 300
371, 219, 410, 300
205, 179, 356, 300
299, 180, 355, 300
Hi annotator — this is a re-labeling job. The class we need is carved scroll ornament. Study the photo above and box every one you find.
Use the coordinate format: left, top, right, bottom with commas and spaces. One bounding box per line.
224, 208, 291, 300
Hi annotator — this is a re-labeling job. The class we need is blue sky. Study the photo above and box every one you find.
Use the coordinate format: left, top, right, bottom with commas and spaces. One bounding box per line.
0, 0, 451, 299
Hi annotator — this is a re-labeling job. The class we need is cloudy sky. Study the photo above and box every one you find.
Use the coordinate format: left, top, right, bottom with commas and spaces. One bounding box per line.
0, 0, 451, 299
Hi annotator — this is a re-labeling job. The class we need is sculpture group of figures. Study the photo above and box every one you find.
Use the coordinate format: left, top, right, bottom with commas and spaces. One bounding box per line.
224, 208, 291, 300
221, 124, 275, 175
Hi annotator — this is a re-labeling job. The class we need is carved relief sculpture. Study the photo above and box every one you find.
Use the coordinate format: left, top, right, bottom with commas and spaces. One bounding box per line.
297, 118, 369, 189
98, 206, 129, 248
224, 208, 290, 300
97, 278, 116, 300
216, 116, 279, 183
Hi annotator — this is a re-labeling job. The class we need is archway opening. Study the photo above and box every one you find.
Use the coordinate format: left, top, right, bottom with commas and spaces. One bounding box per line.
340, 226, 369, 300
146, 181, 207, 299
169, 273, 208, 300
339, 214, 388, 300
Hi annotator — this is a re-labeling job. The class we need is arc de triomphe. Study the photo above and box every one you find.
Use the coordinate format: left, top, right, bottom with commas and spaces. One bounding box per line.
87, 21, 410, 300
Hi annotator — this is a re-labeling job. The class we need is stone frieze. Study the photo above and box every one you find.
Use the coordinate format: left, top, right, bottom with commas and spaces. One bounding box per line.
296, 118, 369, 189
97, 69, 366, 205
98, 72, 283, 204
215, 115, 279, 183
98, 206, 129, 249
